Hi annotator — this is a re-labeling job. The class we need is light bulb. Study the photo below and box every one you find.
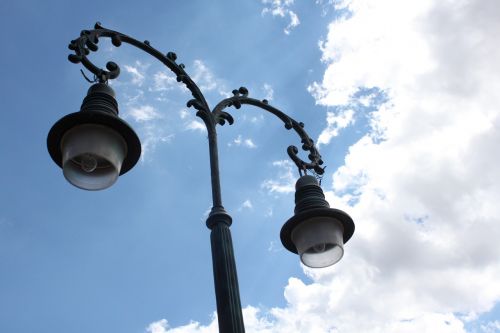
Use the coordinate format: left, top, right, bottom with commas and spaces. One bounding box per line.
312, 243, 326, 253
80, 153, 98, 173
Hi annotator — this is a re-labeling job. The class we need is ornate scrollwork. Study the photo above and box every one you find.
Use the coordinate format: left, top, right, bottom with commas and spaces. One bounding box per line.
67, 23, 324, 177
213, 88, 325, 176
67, 22, 211, 119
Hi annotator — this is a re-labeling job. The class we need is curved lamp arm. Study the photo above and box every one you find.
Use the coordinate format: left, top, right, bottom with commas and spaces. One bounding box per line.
213, 87, 325, 176
68, 22, 324, 179
68, 22, 211, 116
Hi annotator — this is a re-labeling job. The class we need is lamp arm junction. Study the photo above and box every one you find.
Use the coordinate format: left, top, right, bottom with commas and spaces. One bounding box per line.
68, 22, 325, 194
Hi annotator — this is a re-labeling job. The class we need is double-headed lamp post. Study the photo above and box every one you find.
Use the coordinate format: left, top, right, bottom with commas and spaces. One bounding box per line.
46, 23, 355, 333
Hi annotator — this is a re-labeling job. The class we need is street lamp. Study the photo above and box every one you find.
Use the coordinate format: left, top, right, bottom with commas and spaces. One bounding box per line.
46, 23, 355, 333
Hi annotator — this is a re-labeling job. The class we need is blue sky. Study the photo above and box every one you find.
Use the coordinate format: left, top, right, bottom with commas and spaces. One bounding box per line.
1, 0, 500, 332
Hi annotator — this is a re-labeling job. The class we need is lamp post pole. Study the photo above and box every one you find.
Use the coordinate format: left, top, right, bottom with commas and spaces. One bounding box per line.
47, 23, 354, 333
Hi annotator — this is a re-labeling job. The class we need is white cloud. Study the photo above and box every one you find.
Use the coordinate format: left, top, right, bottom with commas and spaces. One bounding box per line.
358, 92, 376, 107
308, 0, 436, 106
179, 109, 189, 119
193, 60, 217, 90
241, 114, 265, 124
262, 83, 274, 101
146, 317, 218, 333
242, 200, 253, 209
124, 105, 173, 160
268, 240, 282, 253
188, 60, 230, 97
191, 60, 217, 92
312, 0, 500, 331
152, 71, 177, 92
127, 105, 161, 123
243, 139, 257, 149
124, 61, 149, 86
177, 108, 207, 133
228, 135, 257, 149
261, 0, 300, 35
317, 109, 355, 147
122, 89, 145, 105
315, 0, 338, 16
185, 120, 207, 133
261, 160, 296, 194
238, 199, 254, 211
137, 123, 174, 162
286, 11, 300, 35
481, 321, 500, 333
251, 115, 264, 123
147, 319, 168, 333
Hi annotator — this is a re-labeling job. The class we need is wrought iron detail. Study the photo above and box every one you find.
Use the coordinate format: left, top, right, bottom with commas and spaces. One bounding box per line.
68, 22, 211, 119
68, 22, 324, 176
213, 88, 325, 176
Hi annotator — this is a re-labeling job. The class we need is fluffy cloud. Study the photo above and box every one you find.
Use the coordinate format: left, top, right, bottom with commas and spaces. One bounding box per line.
317, 109, 355, 147
228, 135, 257, 149
481, 321, 500, 333
185, 120, 207, 132
191, 60, 217, 91
146, 317, 217, 333
178, 108, 207, 133
313, 0, 500, 331
262, 83, 274, 101
183, 60, 228, 98
261, 0, 300, 35
261, 160, 295, 194
127, 105, 161, 123
123, 105, 173, 160
124, 61, 149, 86
135, 125, 174, 162
238, 199, 254, 212
152, 71, 178, 92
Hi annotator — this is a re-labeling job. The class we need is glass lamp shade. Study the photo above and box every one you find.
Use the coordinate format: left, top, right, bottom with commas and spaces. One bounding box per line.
291, 217, 345, 268
280, 175, 354, 268
61, 124, 127, 190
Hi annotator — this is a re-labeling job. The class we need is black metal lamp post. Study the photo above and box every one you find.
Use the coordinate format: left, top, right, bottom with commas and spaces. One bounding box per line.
47, 23, 355, 333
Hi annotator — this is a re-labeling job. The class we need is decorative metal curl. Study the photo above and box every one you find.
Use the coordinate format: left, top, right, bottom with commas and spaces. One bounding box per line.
68, 23, 324, 177
213, 88, 325, 176
68, 22, 211, 120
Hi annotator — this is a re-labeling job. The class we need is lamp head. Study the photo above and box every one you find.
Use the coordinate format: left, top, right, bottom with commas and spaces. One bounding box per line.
47, 83, 141, 190
280, 175, 355, 268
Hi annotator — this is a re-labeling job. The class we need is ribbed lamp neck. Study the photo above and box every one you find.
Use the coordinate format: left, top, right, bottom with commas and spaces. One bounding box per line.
294, 175, 330, 214
80, 83, 119, 116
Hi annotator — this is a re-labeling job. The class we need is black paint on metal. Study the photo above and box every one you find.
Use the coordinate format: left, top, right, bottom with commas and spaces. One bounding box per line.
47, 83, 141, 175
280, 175, 355, 254
57, 23, 343, 333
